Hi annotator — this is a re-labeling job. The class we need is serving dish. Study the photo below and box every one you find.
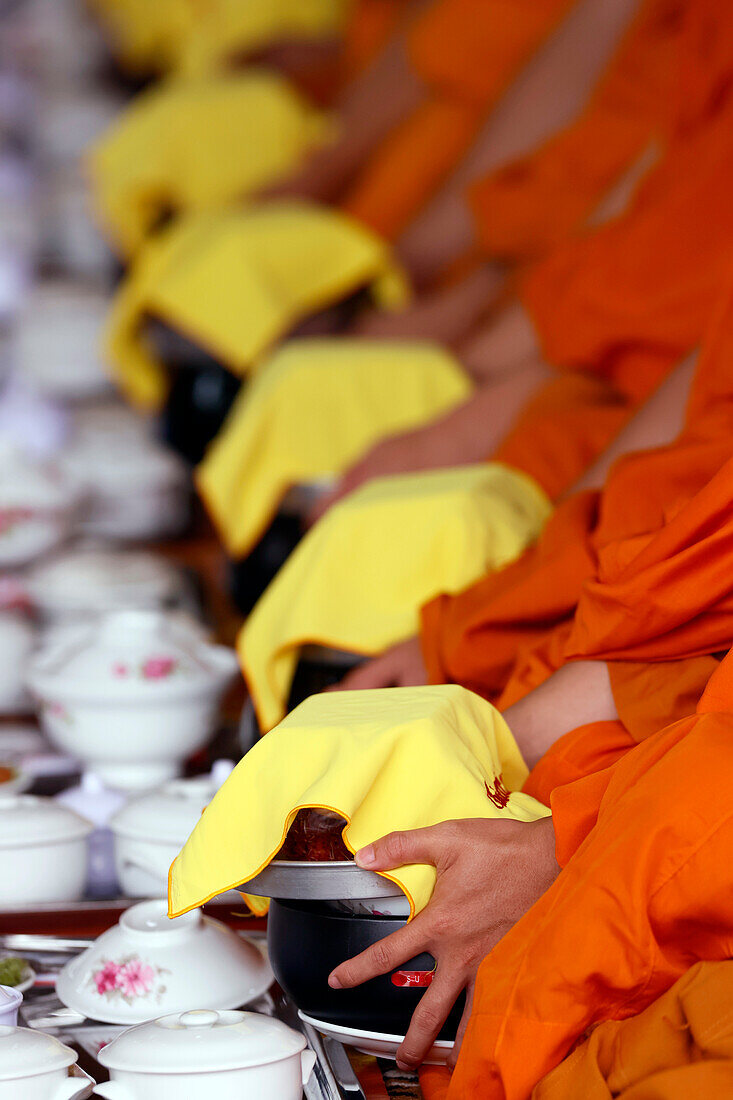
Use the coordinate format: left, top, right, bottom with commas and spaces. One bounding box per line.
92, 1009, 315, 1100
57, 900, 272, 1026
0, 984, 22, 1026
0, 1025, 95, 1098
0, 795, 93, 907
28, 610, 238, 790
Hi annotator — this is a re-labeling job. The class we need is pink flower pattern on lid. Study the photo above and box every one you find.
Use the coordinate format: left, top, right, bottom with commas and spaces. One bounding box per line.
90, 955, 169, 1005
142, 656, 177, 680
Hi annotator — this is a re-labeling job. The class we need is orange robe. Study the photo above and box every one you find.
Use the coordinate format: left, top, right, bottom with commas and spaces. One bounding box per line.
437, 647, 733, 1100
469, 0, 686, 263
422, 265, 733, 702
341, 0, 579, 238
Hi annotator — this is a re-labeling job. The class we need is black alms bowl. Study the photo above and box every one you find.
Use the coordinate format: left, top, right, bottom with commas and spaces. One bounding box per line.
267, 898, 463, 1039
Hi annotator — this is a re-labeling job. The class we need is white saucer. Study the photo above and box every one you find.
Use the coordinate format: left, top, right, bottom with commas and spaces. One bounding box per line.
298, 1010, 453, 1065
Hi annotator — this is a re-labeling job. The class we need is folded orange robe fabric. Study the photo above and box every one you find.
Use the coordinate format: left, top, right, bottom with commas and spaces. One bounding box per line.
426, 651, 733, 1100
340, 0, 409, 77
341, 0, 578, 238
520, 86, 733, 403
469, 0, 686, 262
533, 960, 733, 1100
421, 265, 733, 703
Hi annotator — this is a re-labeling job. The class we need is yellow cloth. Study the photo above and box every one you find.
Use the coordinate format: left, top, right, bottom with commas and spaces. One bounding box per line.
90, 0, 350, 75
88, 72, 332, 258
196, 338, 472, 558
175, 0, 352, 77
239, 465, 552, 732
168, 684, 550, 918
87, 0, 190, 73
105, 203, 409, 410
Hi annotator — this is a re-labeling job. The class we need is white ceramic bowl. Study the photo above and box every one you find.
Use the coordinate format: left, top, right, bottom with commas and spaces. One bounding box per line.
0, 611, 35, 713
13, 282, 112, 402
57, 901, 272, 1026
28, 547, 185, 626
58, 428, 190, 541
0, 440, 76, 568
93, 1009, 314, 1100
28, 611, 239, 790
0, 795, 93, 907
0, 1025, 94, 1099
0, 987, 22, 1027
110, 764, 234, 898
42, 168, 114, 282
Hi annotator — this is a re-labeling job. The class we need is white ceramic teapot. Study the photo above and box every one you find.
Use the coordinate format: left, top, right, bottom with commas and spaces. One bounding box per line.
92, 1010, 315, 1100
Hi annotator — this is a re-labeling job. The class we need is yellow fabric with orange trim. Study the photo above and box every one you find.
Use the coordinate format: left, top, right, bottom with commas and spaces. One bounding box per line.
104, 202, 408, 410
88, 71, 332, 258
195, 338, 472, 559
239, 465, 551, 732
168, 685, 549, 919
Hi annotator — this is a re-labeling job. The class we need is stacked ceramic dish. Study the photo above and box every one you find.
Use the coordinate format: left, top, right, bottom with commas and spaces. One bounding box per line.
0, 612, 35, 714
28, 610, 239, 790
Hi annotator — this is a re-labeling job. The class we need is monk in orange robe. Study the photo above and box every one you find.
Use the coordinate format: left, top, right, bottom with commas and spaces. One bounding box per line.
327, 287, 733, 1093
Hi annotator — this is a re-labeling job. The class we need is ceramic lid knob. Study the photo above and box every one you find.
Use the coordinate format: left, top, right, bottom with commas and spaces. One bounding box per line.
178, 1010, 219, 1029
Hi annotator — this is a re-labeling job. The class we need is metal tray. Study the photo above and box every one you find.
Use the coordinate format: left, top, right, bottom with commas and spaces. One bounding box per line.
242, 861, 404, 901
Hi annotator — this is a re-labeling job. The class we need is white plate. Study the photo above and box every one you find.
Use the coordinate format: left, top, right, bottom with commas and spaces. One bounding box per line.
298, 1011, 453, 1066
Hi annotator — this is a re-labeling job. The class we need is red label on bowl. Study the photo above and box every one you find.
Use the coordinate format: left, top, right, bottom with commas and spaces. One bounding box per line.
391, 970, 434, 988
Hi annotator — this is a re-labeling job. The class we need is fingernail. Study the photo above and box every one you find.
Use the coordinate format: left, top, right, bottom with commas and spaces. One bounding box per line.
396, 1058, 414, 1072
355, 845, 376, 868
328, 973, 342, 989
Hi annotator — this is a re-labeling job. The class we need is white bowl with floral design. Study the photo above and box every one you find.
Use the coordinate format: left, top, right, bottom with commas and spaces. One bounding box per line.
0, 440, 76, 568
28, 611, 239, 791
56, 900, 272, 1026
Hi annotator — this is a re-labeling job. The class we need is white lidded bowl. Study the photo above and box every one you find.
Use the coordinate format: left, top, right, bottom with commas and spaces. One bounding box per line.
58, 426, 189, 542
13, 282, 111, 403
93, 1009, 314, 1100
0, 986, 22, 1027
0, 611, 35, 713
0, 1025, 94, 1100
58, 900, 272, 1027
0, 439, 76, 568
0, 794, 92, 906
41, 166, 114, 282
33, 89, 123, 170
28, 610, 239, 790
110, 762, 234, 899
27, 547, 185, 626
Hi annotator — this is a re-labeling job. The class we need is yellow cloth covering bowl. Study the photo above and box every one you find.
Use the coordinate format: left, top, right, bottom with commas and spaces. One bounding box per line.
239, 464, 552, 732
174, 0, 352, 77
104, 202, 409, 410
196, 338, 473, 559
88, 71, 332, 258
89, 0, 350, 75
168, 685, 550, 919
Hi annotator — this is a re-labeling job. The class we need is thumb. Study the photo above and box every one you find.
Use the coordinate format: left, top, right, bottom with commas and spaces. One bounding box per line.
355, 824, 454, 872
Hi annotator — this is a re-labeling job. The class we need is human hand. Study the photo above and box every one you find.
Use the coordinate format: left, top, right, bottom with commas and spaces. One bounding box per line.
328, 817, 559, 1070
331, 638, 428, 690
306, 425, 439, 524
